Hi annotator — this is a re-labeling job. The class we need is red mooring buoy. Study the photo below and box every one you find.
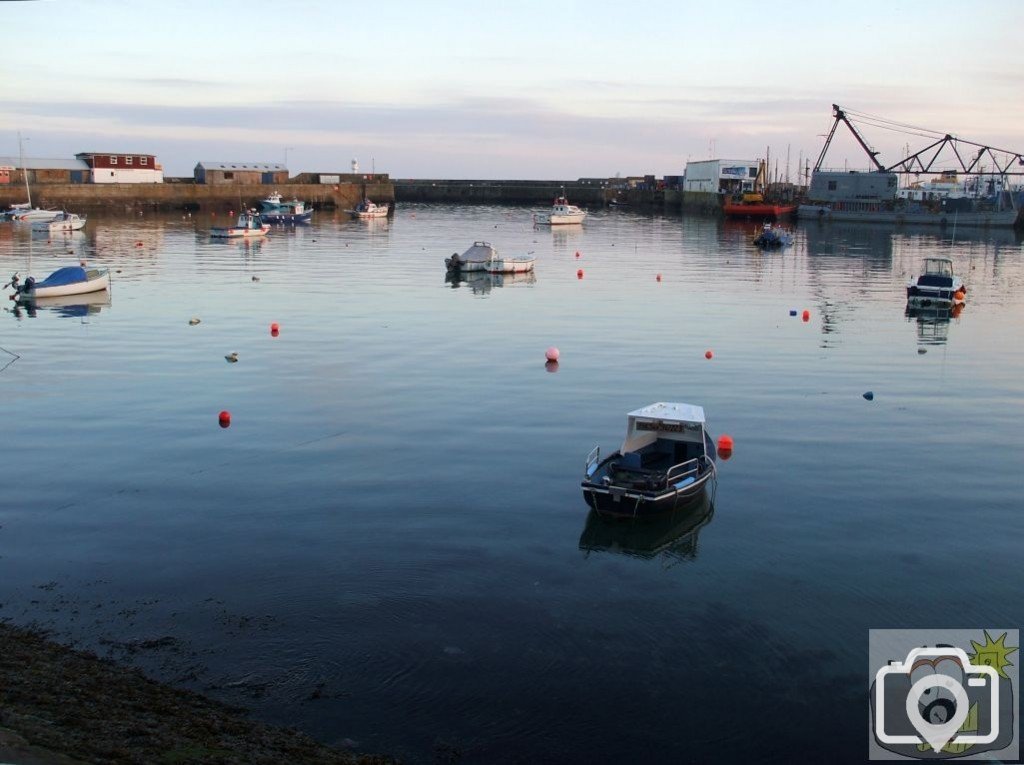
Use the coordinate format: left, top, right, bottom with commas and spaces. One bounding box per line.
218, 410, 231, 428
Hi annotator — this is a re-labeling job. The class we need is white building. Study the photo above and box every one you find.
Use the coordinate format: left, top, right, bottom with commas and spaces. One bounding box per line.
76, 152, 164, 184
683, 159, 759, 193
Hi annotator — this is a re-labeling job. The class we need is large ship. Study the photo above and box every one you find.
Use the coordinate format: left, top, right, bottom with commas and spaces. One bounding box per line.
799, 105, 1022, 228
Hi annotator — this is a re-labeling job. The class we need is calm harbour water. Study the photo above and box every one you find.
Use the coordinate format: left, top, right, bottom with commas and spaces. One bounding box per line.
1, 206, 1022, 763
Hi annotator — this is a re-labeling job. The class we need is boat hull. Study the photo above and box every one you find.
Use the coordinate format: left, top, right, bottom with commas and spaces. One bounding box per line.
724, 203, 796, 218
534, 213, 586, 225
10, 209, 64, 223
14, 271, 110, 300
210, 227, 269, 238
798, 204, 1019, 228
582, 472, 713, 518
261, 210, 313, 224
485, 258, 535, 274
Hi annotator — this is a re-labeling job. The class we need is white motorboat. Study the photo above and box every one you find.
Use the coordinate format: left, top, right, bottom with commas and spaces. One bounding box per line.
210, 210, 270, 238
6, 265, 110, 301
348, 199, 389, 219
444, 241, 535, 274
582, 402, 718, 517
906, 257, 966, 307
534, 194, 587, 225
32, 211, 87, 232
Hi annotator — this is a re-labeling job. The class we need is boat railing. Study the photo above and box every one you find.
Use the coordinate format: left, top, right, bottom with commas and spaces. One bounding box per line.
665, 457, 700, 485
585, 446, 600, 478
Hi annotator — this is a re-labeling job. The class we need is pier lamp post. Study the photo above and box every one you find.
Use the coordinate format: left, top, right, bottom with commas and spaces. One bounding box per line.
284, 147, 295, 173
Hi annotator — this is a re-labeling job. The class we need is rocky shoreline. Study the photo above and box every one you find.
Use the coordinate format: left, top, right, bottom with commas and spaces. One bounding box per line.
0, 623, 393, 765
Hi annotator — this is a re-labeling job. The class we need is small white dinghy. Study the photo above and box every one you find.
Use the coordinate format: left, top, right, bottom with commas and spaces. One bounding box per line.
6, 265, 110, 301
32, 211, 87, 233
445, 241, 535, 274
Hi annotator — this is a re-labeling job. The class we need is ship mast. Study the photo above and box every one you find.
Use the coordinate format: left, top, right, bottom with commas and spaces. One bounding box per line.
18, 131, 31, 207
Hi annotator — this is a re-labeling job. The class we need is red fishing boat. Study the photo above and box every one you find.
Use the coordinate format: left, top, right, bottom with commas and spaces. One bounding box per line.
723, 193, 796, 219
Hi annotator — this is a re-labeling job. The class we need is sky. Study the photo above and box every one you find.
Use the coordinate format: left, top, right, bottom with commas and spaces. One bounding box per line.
3, 0, 1023, 180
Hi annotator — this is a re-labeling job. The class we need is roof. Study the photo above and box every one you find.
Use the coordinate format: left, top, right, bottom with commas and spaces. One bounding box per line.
627, 402, 706, 425
0, 156, 90, 171
75, 151, 156, 158
196, 161, 287, 171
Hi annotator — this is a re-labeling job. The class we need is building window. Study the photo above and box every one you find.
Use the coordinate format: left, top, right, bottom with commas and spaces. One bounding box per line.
110, 156, 118, 165
126, 156, 133, 166
140, 157, 148, 166
224, 172, 234, 180
749, 168, 758, 178
827, 181, 837, 191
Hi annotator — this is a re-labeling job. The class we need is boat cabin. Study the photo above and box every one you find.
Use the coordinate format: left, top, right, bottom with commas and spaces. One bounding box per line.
618, 402, 710, 472
922, 258, 954, 279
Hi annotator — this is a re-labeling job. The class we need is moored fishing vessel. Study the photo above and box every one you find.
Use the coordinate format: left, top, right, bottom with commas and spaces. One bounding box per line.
534, 195, 587, 225
258, 192, 313, 224
348, 199, 389, 219
210, 210, 270, 238
582, 402, 717, 517
723, 192, 796, 219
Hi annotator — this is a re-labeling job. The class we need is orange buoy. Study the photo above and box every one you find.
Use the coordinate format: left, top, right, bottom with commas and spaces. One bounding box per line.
705, 350, 713, 359
717, 434, 733, 452
656, 274, 662, 282
270, 322, 280, 332
545, 347, 560, 362
218, 410, 231, 428
802, 309, 810, 321
575, 251, 581, 258
577, 269, 584, 279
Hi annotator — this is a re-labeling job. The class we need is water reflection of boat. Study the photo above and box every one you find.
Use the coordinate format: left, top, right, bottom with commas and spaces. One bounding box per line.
6, 290, 111, 319
445, 269, 536, 295
579, 492, 715, 563
905, 302, 963, 345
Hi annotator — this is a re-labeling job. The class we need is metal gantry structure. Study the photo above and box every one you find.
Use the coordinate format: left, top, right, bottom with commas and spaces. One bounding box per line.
814, 103, 1024, 177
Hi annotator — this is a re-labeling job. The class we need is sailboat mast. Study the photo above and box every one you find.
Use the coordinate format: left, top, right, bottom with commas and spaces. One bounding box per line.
18, 131, 31, 207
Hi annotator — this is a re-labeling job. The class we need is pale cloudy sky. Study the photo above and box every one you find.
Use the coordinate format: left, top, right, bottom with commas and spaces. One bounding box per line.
3, 0, 1023, 179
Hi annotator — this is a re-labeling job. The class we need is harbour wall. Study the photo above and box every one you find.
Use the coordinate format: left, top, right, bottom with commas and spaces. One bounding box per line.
393, 179, 610, 205
0, 180, 394, 212
1, 178, 733, 217
393, 179, 725, 214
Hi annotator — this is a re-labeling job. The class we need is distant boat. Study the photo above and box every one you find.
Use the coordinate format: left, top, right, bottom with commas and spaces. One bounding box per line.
348, 199, 389, 219
752, 222, 793, 248
210, 210, 270, 238
6, 265, 110, 301
723, 192, 796, 219
259, 191, 313, 224
32, 211, 87, 232
534, 194, 587, 225
444, 241, 535, 274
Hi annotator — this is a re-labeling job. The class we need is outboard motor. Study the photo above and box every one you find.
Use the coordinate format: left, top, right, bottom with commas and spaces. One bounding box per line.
445, 253, 461, 271
21, 276, 35, 296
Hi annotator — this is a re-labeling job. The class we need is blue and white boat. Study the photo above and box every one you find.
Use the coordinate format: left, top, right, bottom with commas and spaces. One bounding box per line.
258, 192, 313, 224
582, 402, 717, 517
6, 264, 110, 301
753, 222, 793, 248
